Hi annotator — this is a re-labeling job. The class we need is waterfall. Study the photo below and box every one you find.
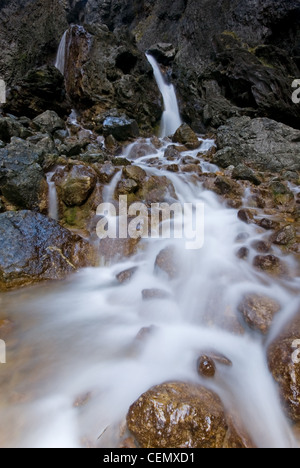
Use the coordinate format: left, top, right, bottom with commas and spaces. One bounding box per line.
146, 54, 182, 138
55, 31, 68, 75
46, 172, 59, 221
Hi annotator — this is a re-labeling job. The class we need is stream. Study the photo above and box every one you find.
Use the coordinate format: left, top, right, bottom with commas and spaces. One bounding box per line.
0, 55, 298, 449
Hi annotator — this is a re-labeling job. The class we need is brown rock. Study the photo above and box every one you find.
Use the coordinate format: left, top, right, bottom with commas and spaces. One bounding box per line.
116, 267, 138, 284
93, 163, 118, 184
172, 124, 200, 150
105, 135, 121, 153
236, 247, 250, 260
141, 176, 177, 205
253, 255, 284, 275
214, 176, 240, 196
164, 145, 181, 160
58, 165, 97, 207
122, 166, 147, 185
251, 240, 271, 253
238, 209, 254, 224
270, 225, 296, 246
259, 218, 279, 231
182, 156, 199, 165
238, 294, 281, 334
127, 381, 253, 448
167, 164, 179, 173
197, 356, 216, 378
155, 246, 180, 280
117, 179, 139, 195
128, 142, 158, 160
268, 312, 300, 422
181, 164, 201, 174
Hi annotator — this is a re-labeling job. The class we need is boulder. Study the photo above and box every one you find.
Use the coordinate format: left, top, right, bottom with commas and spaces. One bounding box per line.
127, 381, 253, 448
172, 124, 200, 149
164, 145, 181, 160
0, 115, 32, 143
268, 312, 300, 422
216, 117, 300, 171
32, 110, 65, 134
238, 294, 281, 334
93, 162, 118, 184
0, 211, 92, 291
155, 246, 180, 280
122, 165, 147, 185
253, 255, 284, 276
117, 179, 139, 195
238, 209, 255, 224
116, 267, 138, 284
232, 165, 261, 186
56, 165, 97, 207
0, 138, 46, 210
103, 116, 139, 141
270, 225, 297, 246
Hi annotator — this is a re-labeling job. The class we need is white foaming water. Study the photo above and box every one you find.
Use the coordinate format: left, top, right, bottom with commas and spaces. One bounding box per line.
146, 54, 182, 137
0, 137, 298, 448
55, 31, 68, 75
46, 172, 59, 221
0, 85, 299, 447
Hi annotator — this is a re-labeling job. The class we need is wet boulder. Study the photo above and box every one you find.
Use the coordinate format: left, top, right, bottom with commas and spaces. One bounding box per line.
155, 246, 180, 280
0, 115, 32, 143
32, 110, 65, 135
270, 225, 297, 246
0, 211, 92, 291
103, 116, 139, 141
56, 165, 97, 207
232, 165, 261, 186
253, 255, 285, 276
268, 312, 300, 422
172, 124, 200, 149
238, 294, 281, 334
0, 138, 46, 210
93, 162, 118, 184
122, 166, 147, 186
197, 356, 216, 378
127, 381, 253, 448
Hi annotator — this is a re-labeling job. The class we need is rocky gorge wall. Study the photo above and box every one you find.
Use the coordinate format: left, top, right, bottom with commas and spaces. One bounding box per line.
1, 0, 299, 131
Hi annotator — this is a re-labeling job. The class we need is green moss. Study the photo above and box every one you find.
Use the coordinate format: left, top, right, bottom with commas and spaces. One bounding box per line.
64, 207, 78, 226
222, 30, 240, 40
247, 46, 274, 68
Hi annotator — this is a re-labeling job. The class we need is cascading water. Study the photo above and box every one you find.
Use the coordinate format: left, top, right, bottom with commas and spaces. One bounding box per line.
55, 31, 68, 75
146, 54, 182, 138
46, 172, 59, 221
0, 68, 299, 449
